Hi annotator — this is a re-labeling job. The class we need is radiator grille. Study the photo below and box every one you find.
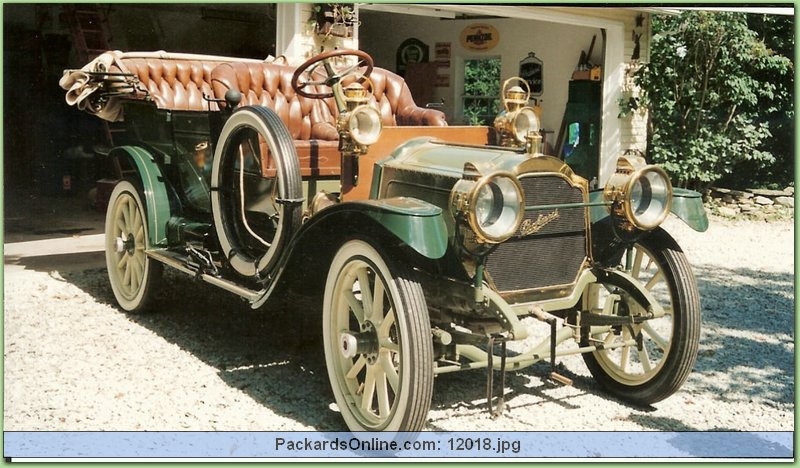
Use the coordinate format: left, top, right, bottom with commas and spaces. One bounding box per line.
485, 174, 588, 293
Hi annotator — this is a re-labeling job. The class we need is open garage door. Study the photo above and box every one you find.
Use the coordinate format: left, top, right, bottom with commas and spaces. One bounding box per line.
358, 4, 630, 185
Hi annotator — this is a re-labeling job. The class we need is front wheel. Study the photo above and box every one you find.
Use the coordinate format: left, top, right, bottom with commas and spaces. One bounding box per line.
582, 227, 701, 405
323, 239, 433, 431
105, 180, 162, 312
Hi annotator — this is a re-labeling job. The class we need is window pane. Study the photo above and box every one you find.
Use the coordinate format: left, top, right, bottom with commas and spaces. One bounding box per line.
463, 57, 501, 125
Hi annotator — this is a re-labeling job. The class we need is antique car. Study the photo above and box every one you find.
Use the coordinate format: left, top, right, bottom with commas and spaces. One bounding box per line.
61, 49, 707, 432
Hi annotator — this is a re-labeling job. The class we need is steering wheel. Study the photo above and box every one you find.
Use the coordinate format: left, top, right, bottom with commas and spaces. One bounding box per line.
291, 49, 374, 99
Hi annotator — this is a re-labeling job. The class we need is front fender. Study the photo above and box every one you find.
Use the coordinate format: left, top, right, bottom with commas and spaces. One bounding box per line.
589, 188, 709, 232
593, 267, 665, 318
250, 197, 449, 309
337, 198, 448, 259
670, 188, 709, 232
108, 146, 171, 247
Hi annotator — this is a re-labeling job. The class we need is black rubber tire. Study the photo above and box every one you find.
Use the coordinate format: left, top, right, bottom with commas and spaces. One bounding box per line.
105, 180, 163, 313
210, 106, 302, 278
322, 239, 434, 431
582, 227, 701, 405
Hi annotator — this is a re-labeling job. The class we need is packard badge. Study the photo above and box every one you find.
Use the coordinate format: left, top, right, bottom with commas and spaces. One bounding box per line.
519, 209, 560, 237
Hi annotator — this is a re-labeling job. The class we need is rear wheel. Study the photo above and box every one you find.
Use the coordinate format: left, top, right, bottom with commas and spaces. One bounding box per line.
582, 228, 701, 405
323, 239, 433, 431
105, 180, 162, 312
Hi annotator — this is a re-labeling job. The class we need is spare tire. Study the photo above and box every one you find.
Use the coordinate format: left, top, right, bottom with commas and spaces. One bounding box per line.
210, 106, 303, 278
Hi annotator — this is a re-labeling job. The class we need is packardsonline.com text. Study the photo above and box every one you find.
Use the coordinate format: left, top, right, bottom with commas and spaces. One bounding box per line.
274, 435, 522, 455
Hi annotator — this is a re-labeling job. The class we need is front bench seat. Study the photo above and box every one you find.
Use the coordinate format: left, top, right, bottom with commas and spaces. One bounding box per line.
210, 61, 448, 144
210, 61, 331, 141
316, 68, 448, 128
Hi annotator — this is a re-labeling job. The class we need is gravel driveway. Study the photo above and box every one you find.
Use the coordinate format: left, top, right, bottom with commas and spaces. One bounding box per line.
3, 215, 794, 435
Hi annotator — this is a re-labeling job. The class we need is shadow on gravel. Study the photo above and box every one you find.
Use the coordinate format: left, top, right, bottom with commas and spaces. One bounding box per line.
44, 254, 793, 431
5, 251, 106, 275
56, 264, 624, 431
57, 267, 348, 430
624, 418, 793, 458
627, 414, 695, 431
426, 358, 658, 430
426, 367, 598, 430
691, 264, 795, 406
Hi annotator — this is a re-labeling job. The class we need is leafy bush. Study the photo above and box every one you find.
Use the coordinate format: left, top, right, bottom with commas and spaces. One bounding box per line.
635, 11, 792, 192
463, 58, 501, 125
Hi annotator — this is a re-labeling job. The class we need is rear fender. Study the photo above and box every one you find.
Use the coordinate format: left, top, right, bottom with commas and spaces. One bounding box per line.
109, 146, 171, 247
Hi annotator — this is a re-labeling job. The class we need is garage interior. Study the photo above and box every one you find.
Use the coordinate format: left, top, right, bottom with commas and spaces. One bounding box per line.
3, 3, 622, 244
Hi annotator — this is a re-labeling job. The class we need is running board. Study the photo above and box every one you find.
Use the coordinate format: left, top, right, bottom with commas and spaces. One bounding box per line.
146, 249, 262, 302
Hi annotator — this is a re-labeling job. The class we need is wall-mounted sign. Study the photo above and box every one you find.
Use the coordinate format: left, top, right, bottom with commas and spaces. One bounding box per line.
434, 42, 451, 87
396, 38, 429, 77
459, 23, 499, 51
519, 52, 543, 96
434, 42, 451, 68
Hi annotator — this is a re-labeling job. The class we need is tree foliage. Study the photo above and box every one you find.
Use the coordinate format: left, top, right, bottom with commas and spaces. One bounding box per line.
731, 13, 796, 189
463, 58, 501, 125
635, 11, 792, 191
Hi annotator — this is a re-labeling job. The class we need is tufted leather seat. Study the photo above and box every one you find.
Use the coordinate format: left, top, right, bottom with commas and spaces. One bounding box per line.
64, 50, 454, 187
68, 50, 446, 135
63, 50, 455, 186
210, 61, 447, 143
112, 57, 225, 111
210, 61, 335, 141
91, 52, 447, 178
315, 68, 448, 128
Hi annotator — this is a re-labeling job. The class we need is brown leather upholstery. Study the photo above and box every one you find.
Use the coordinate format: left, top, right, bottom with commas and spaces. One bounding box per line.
89, 54, 447, 180
316, 69, 448, 128
109, 55, 448, 141
210, 61, 331, 141
210, 61, 448, 143
112, 58, 223, 111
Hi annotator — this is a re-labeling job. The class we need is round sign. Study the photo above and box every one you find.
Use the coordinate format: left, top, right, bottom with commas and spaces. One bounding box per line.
460, 23, 500, 51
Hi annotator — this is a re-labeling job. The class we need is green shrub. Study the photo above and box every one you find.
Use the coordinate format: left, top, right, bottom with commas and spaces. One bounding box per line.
636, 11, 792, 192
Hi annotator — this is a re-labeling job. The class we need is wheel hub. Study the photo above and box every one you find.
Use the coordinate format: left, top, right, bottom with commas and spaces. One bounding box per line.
339, 321, 378, 362
115, 234, 135, 254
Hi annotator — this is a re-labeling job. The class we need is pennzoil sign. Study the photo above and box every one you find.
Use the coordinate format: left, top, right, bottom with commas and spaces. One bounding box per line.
460, 24, 499, 51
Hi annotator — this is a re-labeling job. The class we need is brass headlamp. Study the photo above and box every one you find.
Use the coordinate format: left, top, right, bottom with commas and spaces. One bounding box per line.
336, 80, 382, 189
337, 81, 382, 151
493, 77, 542, 154
604, 155, 673, 231
450, 164, 524, 244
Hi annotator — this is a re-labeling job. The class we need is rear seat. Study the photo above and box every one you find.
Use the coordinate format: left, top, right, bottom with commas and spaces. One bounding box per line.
65, 50, 446, 137
60, 50, 269, 119
63, 50, 447, 177
114, 57, 224, 111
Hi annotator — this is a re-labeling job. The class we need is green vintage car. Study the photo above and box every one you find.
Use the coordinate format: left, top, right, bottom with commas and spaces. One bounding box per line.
62, 49, 707, 432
